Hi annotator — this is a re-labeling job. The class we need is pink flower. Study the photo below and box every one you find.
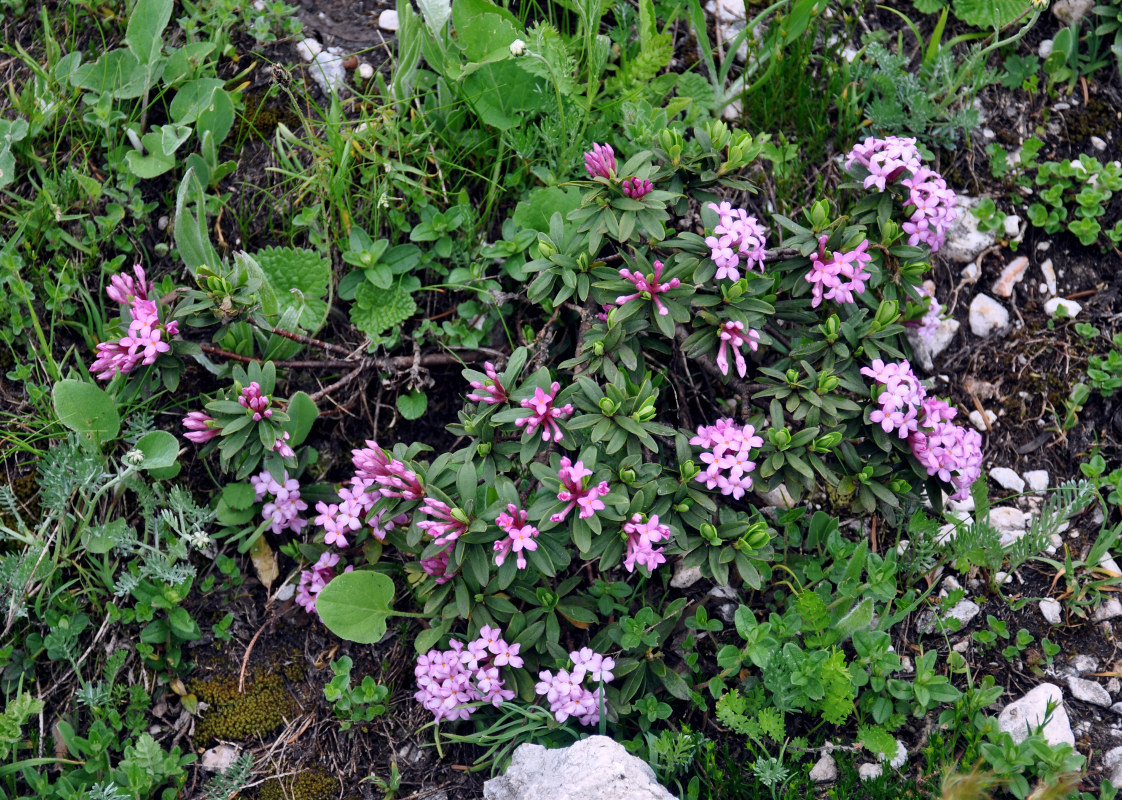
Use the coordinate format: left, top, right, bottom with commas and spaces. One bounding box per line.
616, 260, 681, 317
106, 264, 152, 305
621, 177, 652, 199
715, 321, 761, 378
417, 498, 469, 546
584, 143, 616, 179
515, 382, 573, 442
352, 440, 425, 500
182, 411, 219, 443
691, 419, 762, 499
238, 381, 272, 421
622, 513, 672, 573
845, 136, 922, 191
494, 504, 539, 569
467, 362, 508, 405
805, 236, 872, 308
705, 203, 767, 281
253, 470, 307, 535
550, 457, 610, 523
414, 627, 518, 722
535, 649, 614, 726
420, 546, 454, 585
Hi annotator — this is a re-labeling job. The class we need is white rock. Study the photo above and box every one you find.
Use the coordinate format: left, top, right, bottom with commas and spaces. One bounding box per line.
1068, 676, 1112, 707
877, 739, 907, 769
1044, 297, 1082, 319
960, 262, 981, 282
994, 571, 1012, 585
993, 256, 1029, 298
989, 507, 1026, 532
968, 409, 996, 431
1071, 654, 1099, 673
157, 215, 169, 231
998, 683, 1074, 746
907, 318, 960, 371
1003, 215, 1022, 238
943, 198, 999, 263
755, 484, 796, 508
809, 753, 838, 783
296, 37, 323, 60
1095, 598, 1122, 622
1110, 678, 1121, 694
1092, 136, 1107, 152
991, 468, 1026, 493
296, 40, 347, 96
1105, 746, 1122, 770
1024, 470, 1049, 491
721, 99, 743, 122
857, 763, 883, 781
670, 562, 704, 589
201, 744, 241, 772
483, 736, 678, 800
1053, 0, 1094, 25
378, 9, 400, 30
706, 0, 752, 61
275, 581, 296, 602
1037, 241, 1051, 252
1039, 39, 1054, 59
1101, 556, 1122, 576
357, 62, 374, 80
945, 599, 981, 628
1040, 598, 1062, 625
969, 294, 1009, 337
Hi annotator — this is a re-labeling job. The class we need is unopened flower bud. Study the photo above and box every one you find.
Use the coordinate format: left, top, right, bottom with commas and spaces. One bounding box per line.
598, 397, 619, 415
785, 368, 800, 385
123, 449, 145, 466
593, 341, 605, 356
824, 314, 841, 341
536, 238, 555, 258
700, 523, 720, 545
818, 374, 840, 393
810, 199, 830, 229
674, 500, 691, 513
680, 460, 699, 480
812, 431, 843, 452
619, 468, 636, 485
477, 442, 491, 456
770, 427, 792, 449
874, 299, 900, 329
450, 508, 470, 525
509, 38, 526, 56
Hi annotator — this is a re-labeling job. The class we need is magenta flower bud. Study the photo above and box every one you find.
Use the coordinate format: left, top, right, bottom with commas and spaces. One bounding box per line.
584, 143, 616, 179
621, 177, 652, 199
182, 411, 220, 443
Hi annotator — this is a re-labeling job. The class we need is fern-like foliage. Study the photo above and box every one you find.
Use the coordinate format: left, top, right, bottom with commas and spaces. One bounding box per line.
0, 692, 44, 759
202, 752, 254, 800
1006, 479, 1096, 573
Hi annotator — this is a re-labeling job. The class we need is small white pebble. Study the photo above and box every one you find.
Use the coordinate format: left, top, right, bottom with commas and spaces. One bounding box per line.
357, 62, 374, 80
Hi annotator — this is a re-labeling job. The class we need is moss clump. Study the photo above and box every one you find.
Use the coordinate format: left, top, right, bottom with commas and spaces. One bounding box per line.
192, 669, 297, 744
257, 769, 340, 800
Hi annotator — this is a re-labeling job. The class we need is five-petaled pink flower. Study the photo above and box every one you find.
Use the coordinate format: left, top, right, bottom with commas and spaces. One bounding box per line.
515, 382, 573, 442
616, 260, 681, 317
550, 457, 610, 523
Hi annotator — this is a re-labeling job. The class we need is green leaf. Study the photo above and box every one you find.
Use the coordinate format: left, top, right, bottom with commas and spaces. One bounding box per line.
135, 430, 179, 469
126, 0, 173, 64
316, 570, 397, 644
285, 391, 318, 446
53, 380, 120, 446
351, 281, 418, 337
462, 61, 550, 129
453, 0, 522, 61
174, 168, 220, 273
858, 724, 899, 760
124, 132, 176, 178
952, 0, 1028, 28
252, 246, 332, 334
397, 391, 428, 420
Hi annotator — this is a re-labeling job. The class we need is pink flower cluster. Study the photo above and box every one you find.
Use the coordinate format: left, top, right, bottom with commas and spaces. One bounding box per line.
238, 382, 272, 421
90, 265, 179, 380
415, 626, 521, 722
584, 143, 616, 179
467, 362, 508, 405
845, 136, 958, 252
551, 457, 610, 523
182, 411, 219, 443
622, 177, 652, 199
515, 382, 573, 442
616, 260, 680, 317
690, 419, 764, 500
860, 359, 983, 501
716, 321, 761, 378
420, 547, 454, 584
352, 440, 425, 500
905, 286, 943, 341
705, 202, 767, 282
494, 504, 539, 569
250, 470, 308, 535
622, 513, 672, 573
535, 648, 615, 726
295, 551, 351, 613
417, 498, 469, 546
805, 235, 872, 309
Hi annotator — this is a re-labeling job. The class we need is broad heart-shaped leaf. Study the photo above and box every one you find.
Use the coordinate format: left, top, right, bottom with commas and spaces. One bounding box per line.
952, 0, 1027, 28
124, 132, 175, 179
53, 379, 120, 447
169, 78, 224, 125
351, 280, 418, 337
462, 60, 550, 130
126, 0, 173, 65
135, 430, 179, 469
396, 390, 428, 420
513, 186, 583, 233
315, 570, 396, 644
70, 49, 148, 97
452, 0, 521, 61
251, 246, 331, 334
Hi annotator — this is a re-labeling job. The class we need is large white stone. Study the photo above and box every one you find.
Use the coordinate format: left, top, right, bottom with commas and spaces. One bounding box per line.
1040, 598, 1062, 625
942, 197, 998, 263
201, 744, 241, 772
991, 468, 1025, 493
755, 483, 796, 508
484, 737, 679, 800
989, 507, 1026, 532
670, 562, 703, 589
1095, 598, 1122, 622
378, 9, 400, 30
997, 683, 1074, 746
1068, 676, 1112, 707
907, 318, 960, 371
857, 763, 883, 781
969, 294, 1009, 337
1024, 470, 1049, 492
809, 753, 837, 783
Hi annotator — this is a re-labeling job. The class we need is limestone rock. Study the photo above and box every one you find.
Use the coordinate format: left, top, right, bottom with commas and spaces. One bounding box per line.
969, 294, 1009, 337
1095, 598, 1122, 623
991, 468, 1025, 493
1040, 598, 1062, 625
997, 683, 1074, 746
1068, 676, 1112, 707
809, 753, 837, 783
857, 763, 883, 781
378, 9, 400, 30
1053, 0, 1094, 25
989, 507, 1026, 532
1024, 470, 1049, 492
1044, 297, 1082, 319
907, 318, 959, 371
1040, 259, 1057, 296
992, 256, 1029, 298
968, 409, 996, 431
670, 562, 703, 590
484, 737, 679, 800
201, 744, 241, 772
942, 197, 998, 263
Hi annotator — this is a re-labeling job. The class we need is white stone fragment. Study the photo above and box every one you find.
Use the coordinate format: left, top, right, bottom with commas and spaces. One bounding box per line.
998, 683, 1074, 746
378, 9, 400, 30
1071, 654, 1099, 674
1105, 746, 1122, 770
1024, 470, 1049, 492
960, 262, 981, 283
991, 468, 1026, 492
857, 763, 883, 781
810, 753, 838, 783
1044, 297, 1082, 319
993, 256, 1029, 298
943, 198, 999, 263
907, 318, 959, 371
1095, 598, 1122, 622
357, 62, 374, 80
1092, 136, 1107, 152
1068, 676, 1112, 707
1040, 598, 1062, 625
1039, 39, 1054, 59
989, 507, 1026, 532
968, 409, 996, 431
969, 294, 1009, 337
483, 736, 678, 800
670, 563, 704, 589
201, 744, 241, 772
296, 37, 323, 60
